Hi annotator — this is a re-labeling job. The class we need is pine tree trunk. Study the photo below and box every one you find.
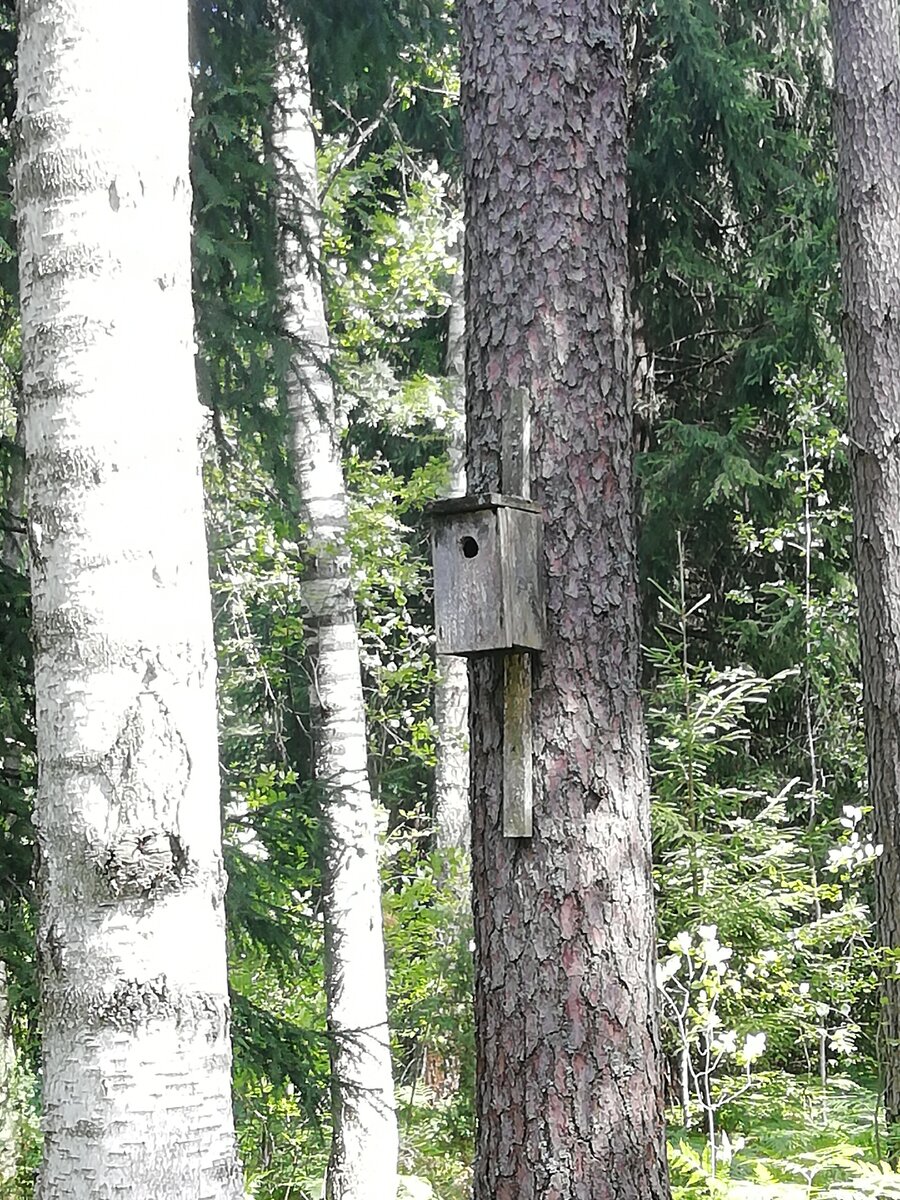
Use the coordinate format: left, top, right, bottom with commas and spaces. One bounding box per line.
15, 2, 242, 1195
830, 0, 900, 1131
433, 235, 470, 854
460, 1, 671, 1196
270, 13, 399, 1199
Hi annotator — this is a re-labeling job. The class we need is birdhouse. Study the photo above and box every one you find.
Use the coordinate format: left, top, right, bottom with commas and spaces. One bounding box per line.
430, 493, 545, 656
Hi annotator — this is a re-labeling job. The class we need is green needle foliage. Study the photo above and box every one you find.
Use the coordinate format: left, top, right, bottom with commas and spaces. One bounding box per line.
631, 0, 839, 640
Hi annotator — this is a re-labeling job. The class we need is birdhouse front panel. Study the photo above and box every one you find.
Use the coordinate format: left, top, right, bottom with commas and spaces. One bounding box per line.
432, 505, 505, 655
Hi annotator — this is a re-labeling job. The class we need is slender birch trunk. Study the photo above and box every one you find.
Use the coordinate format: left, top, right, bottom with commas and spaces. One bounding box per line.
0, 404, 24, 1181
0, 962, 16, 1181
15, 2, 242, 1195
423, 235, 470, 1100
2, 410, 25, 573
270, 12, 399, 1198
830, 0, 900, 1132
433, 235, 470, 854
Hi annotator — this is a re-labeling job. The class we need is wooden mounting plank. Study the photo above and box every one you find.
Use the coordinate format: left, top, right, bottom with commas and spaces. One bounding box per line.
503, 652, 533, 837
501, 389, 534, 837
501, 389, 532, 500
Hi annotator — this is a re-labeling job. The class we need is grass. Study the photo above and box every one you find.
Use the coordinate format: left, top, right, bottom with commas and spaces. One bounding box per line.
10, 1069, 900, 1199
402, 1071, 900, 1200
668, 1072, 900, 1199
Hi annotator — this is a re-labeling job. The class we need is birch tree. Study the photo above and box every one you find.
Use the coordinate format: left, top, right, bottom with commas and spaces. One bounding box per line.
0, 409, 24, 1182
460, 0, 671, 1194
433, 233, 469, 855
15, 1, 242, 1194
0, 963, 16, 1181
270, 9, 399, 1197
830, 0, 900, 1130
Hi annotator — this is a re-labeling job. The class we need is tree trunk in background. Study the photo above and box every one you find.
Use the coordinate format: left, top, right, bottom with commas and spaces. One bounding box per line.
460, 1, 671, 1196
433, 233, 470, 854
15, 2, 242, 1195
830, 0, 900, 1132
0, 962, 15, 1182
0, 405, 24, 1182
2, 410, 25, 574
424, 233, 470, 1099
270, 12, 399, 1199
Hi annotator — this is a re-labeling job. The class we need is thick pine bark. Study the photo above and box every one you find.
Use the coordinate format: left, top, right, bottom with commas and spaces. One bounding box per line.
433, 237, 470, 854
830, 0, 900, 1130
15, 2, 242, 1195
460, 2, 670, 1196
270, 14, 399, 1199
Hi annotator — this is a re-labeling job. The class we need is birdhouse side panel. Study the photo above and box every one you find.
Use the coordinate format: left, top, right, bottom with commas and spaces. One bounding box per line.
432, 508, 506, 654
499, 506, 545, 651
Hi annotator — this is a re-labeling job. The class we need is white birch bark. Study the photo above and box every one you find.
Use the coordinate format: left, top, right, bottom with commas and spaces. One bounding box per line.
2, 409, 26, 574
0, 409, 24, 1182
15, 2, 242, 1195
0, 962, 16, 1181
0, 404, 24, 1182
432, 238, 470, 854
270, 12, 399, 1200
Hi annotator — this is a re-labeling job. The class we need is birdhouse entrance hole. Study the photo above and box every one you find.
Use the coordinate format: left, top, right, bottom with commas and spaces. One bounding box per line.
461, 536, 479, 558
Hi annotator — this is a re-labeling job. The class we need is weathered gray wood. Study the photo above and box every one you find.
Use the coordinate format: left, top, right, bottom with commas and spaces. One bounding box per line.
429, 392, 540, 835
501, 389, 532, 499
501, 392, 534, 837
503, 652, 533, 836
432, 506, 503, 654
499, 506, 545, 652
430, 492, 539, 516
431, 499, 544, 655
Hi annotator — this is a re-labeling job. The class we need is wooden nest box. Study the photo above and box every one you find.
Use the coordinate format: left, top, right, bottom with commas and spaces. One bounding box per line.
430, 492, 545, 657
